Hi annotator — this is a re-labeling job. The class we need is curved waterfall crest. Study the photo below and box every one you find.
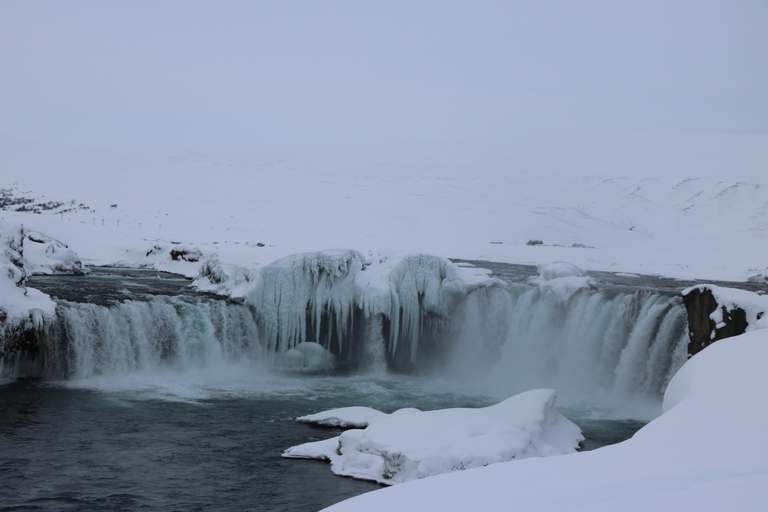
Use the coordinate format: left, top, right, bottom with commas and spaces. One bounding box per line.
1, 252, 695, 399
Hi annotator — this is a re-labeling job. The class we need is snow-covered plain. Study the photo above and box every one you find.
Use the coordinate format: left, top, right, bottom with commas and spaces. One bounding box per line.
0, 131, 765, 283
323, 328, 768, 511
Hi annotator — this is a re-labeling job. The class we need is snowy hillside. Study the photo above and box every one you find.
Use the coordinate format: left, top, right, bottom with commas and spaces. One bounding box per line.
0, 131, 765, 282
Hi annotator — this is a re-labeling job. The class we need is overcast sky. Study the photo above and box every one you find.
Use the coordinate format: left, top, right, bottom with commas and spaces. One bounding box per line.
1, 1, 767, 149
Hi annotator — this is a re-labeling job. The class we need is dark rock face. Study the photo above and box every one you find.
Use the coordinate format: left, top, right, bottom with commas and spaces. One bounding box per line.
682, 287, 749, 357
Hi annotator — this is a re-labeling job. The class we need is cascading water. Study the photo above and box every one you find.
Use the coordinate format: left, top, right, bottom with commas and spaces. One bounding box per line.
3, 263, 690, 402
8, 297, 261, 380
435, 282, 689, 401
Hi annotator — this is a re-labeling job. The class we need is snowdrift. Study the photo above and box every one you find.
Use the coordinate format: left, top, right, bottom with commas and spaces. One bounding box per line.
284, 389, 583, 485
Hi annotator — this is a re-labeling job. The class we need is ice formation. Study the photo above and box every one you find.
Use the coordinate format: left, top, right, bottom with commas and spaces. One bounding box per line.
247, 250, 369, 356
239, 250, 479, 366
283, 389, 583, 485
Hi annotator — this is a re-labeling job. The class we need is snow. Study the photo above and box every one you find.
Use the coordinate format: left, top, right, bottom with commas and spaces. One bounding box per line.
284, 389, 583, 485
321, 328, 768, 511
0, 220, 56, 320
296, 406, 391, 429
295, 406, 421, 429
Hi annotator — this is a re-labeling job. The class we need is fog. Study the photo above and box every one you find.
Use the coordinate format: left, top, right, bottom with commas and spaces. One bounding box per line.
1, 1, 767, 149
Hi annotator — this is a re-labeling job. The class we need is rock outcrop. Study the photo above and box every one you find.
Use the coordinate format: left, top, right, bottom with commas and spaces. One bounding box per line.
682, 285, 766, 357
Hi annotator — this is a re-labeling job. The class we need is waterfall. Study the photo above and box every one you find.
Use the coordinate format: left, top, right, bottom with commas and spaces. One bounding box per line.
437, 284, 689, 399
31, 297, 261, 379
2, 263, 691, 402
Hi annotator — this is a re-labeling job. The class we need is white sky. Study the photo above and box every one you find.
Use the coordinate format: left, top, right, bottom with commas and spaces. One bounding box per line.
1, 0, 767, 149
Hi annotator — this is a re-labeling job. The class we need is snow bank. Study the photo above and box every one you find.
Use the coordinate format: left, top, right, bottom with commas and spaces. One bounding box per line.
284, 389, 583, 485
322, 329, 768, 511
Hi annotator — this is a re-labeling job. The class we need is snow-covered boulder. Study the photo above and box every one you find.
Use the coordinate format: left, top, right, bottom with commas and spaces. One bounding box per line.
530, 262, 596, 301
283, 389, 583, 485
682, 284, 768, 356
273, 341, 336, 371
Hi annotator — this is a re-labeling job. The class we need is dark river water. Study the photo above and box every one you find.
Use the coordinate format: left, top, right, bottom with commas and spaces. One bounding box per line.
0, 370, 644, 512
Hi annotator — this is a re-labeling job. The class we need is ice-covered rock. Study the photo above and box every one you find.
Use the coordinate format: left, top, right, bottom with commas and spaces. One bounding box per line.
283, 389, 583, 485
530, 262, 596, 301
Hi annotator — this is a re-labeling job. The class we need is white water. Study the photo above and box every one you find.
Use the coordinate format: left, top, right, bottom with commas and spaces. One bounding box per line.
438, 284, 688, 404
39, 298, 262, 379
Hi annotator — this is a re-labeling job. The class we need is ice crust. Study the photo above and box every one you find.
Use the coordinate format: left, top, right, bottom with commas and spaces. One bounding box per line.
284, 389, 583, 485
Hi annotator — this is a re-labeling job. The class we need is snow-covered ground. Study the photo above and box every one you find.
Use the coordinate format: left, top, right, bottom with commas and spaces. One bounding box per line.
0, 131, 765, 283
322, 326, 768, 511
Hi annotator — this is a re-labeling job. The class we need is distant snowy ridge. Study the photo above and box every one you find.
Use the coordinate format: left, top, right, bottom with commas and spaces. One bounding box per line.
284, 389, 583, 485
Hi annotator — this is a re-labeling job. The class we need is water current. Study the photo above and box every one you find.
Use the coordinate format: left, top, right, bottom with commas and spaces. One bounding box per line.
3, 263, 749, 511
